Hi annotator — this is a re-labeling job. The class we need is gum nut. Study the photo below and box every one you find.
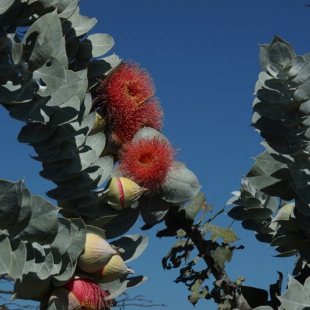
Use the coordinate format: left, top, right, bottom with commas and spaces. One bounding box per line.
77, 233, 117, 273
49, 288, 81, 310
107, 177, 147, 211
98, 254, 135, 283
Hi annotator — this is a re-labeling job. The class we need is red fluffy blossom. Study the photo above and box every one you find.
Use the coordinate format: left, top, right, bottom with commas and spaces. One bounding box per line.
63, 278, 115, 309
97, 62, 155, 117
118, 136, 176, 191
112, 97, 163, 144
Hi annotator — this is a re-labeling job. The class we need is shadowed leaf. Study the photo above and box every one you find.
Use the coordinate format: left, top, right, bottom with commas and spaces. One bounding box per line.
111, 235, 148, 263
19, 195, 59, 245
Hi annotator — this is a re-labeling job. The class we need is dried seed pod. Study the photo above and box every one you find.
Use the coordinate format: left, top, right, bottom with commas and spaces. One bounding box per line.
78, 233, 117, 273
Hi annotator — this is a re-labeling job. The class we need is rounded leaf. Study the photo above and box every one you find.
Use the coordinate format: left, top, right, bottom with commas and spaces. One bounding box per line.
159, 162, 201, 204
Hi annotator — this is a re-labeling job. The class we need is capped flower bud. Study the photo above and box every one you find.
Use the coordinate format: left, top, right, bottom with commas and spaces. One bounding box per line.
107, 177, 147, 211
78, 233, 117, 273
90, 112, 107, 134
49, 278, 115, 309
97, 254, 134, 283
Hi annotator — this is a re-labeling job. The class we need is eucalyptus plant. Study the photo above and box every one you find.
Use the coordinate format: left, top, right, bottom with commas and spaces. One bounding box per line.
0, 1, 200, 309
1, 1, 310, 310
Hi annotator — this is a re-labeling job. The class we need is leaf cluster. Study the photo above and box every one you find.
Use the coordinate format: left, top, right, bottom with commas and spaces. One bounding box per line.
0, 179, 85, 302
227, 37, 310, 261
225, 35, 310, 308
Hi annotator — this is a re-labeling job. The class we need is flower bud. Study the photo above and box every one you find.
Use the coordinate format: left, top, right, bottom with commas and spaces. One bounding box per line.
90, 112, 107, 134
107, 177, 147, 211
49, 278, 115, 309
97, 254, 134, 283
77, 233, 117, 273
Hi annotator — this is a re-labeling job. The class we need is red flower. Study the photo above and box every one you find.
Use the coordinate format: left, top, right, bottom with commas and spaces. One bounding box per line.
118, 136, 176, 191
112, 98, 163, 144
97, 62, 155, 117
63, 278, 115, 309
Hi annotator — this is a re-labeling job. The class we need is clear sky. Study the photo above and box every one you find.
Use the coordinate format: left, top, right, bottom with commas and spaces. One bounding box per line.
1, 1, 310, 309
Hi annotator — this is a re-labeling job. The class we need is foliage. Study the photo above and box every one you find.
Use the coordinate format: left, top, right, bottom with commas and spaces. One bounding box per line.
227, 36, 310, 265
226, 35, 310, 308
1, 1, 310, 309
0, 1, 200, 309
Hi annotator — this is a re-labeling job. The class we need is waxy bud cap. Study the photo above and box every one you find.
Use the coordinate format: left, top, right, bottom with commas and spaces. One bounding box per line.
107, 177, 147, 211
77, 233, 117, 273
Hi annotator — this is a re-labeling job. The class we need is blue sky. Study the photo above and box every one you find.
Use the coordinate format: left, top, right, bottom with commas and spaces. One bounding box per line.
1, 1, 310, 309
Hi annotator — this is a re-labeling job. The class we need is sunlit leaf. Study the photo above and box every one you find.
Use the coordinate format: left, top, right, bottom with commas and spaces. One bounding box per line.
46, 70, 85, 107
133, 126, 168, 142
184, 193, 206, 221
9, 238, 26, 279
76, 33, 114, 59
0, 0, 15, 14
33, 58, 66, 97
159, 162, 201, 204
58, 0, 79, 18
65, 7, 97, 39
0, 234, 12, 274
212, 246, 232, 270
202, 223, 238, 244
189, 279, 209, 306
84, 131, 106, 158
278, 276, 310, 309
23, 10, 62, 71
